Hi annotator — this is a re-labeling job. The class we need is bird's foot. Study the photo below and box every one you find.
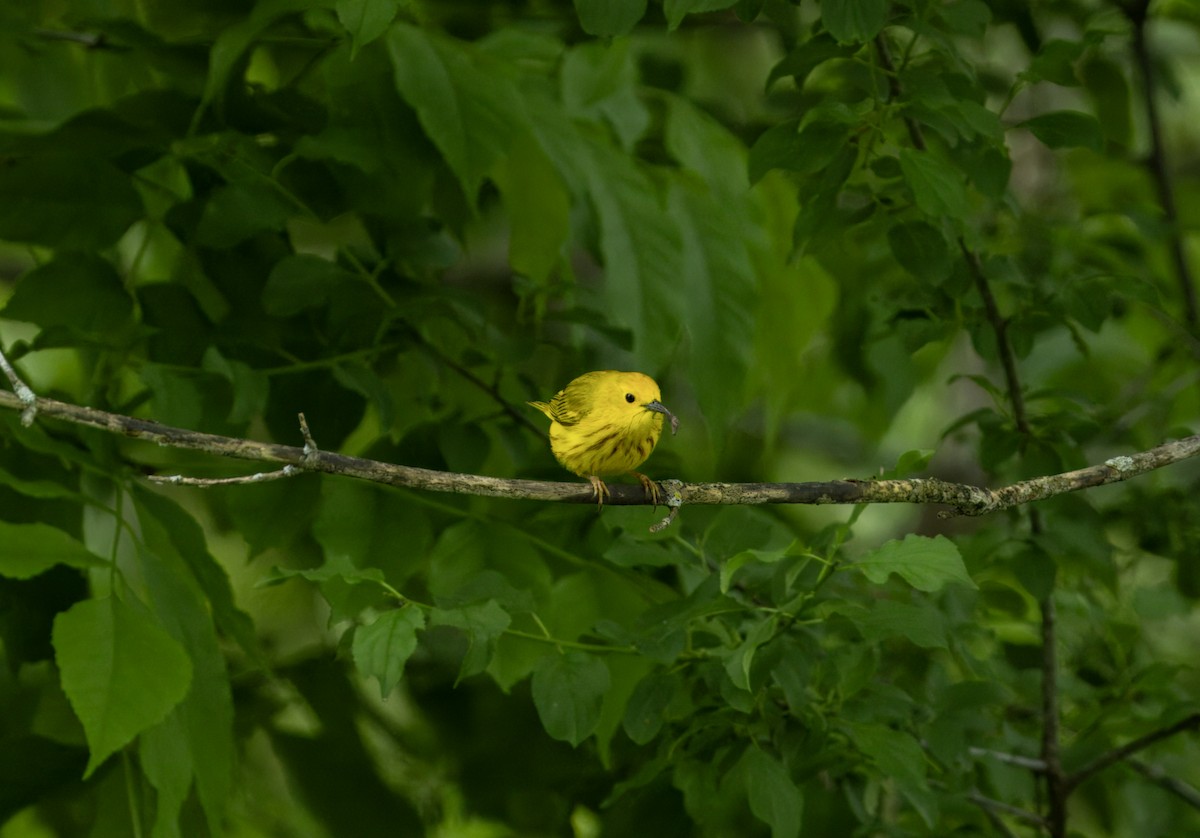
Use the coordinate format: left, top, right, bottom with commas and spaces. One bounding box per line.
587, 475, 611, 509
631, 471, 662, 508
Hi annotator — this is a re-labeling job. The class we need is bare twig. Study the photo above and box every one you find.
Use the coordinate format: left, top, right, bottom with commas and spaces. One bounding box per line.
1065, 713, 1200, 791
149, 466, 300, 487
966, 791, 1046, 828
1127, 758, 1200, 811
1123, 0, 1198, 326
969, 747, 1048, 772
0, 350, 37, 426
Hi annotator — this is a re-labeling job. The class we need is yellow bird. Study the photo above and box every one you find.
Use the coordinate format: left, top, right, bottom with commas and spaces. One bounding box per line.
529, 370, 679, 507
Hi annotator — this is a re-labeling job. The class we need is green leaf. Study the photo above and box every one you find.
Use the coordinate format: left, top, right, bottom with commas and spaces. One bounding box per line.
132, 486, 263, 664
1081, 54, 1132, 147
663, 0, 739, 30
0, 522, 106, 580
573, 0, 647, 36
352, 607, 426, 699
4, 255, 134, 338
821, 0, 887, 43
846, 722, 937, 826
531, 651, 610, 746
0, 466, 78, 501
724, 617, 777, 691
337, 0, 405, 57
492, 137, 570, 283
262, 254, 358, 317
853, 534, 976, 591
623, 669, 675, 744
0, 155, 142, 249
766, 33, 849, 89
53, 596, 193, 778
430, 600, 512, 682
887, 220, 952, 282
201, 347, 269, 424
741, 748, 803, 838
386, 23, 525, 205
134, 537, 236, 837
837, 600, 949, 649
195, 181, 294, 247
200, 0, 322, 116
1021, 110, 1104, 151
899, 148, 969, 219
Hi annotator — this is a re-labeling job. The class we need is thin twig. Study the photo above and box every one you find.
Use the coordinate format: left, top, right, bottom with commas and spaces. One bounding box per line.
1127, 758, 1200, 811
1124, 0, 1198, 326
149, 466, 300, 487
1065, 713, 1200, 791
965, 791, 1046, 828
0, 350, 37, 426
969, 747, 1048, 772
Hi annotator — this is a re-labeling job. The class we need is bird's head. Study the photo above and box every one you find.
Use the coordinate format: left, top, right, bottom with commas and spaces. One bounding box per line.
606, 371, 679, 435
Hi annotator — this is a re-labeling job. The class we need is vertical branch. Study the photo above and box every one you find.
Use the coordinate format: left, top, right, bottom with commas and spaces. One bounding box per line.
1125, 0, 1198, 326
875, 31, 1066, 836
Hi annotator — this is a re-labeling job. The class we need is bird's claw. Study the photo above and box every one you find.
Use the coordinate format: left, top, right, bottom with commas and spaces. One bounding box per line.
587, 475, 611, 509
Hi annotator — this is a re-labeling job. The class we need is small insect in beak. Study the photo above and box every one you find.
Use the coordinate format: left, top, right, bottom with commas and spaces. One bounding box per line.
644, 400, 680, 435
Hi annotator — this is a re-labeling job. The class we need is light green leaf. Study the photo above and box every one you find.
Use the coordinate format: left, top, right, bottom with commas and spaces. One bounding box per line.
386, 23, 525, 205
742, 747, 803, 838
353, 607, 425, 698
899, 148, 968, 219
854, 534, 976, 591
0, 466, 78, 500
54, 596, 193, 778
531, 651, 610, 746
573, 0, 647, 36
0, 522, 106, 580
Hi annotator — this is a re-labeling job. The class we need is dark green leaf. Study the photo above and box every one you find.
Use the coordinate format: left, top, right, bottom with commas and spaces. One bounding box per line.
887, 219, 952, 282
623, 669, 675, 744
0, 155, 142, 249
1021, 110, 1104, 151
741, 748, 803, 838
3, 255, 134, 337
531, 651, 610, 746
899, 148, 969, 219
821, 0, 887, 43
573, 0, 648, 36
386, 23, 525, 204
663, 0, 739, 30
429, 600, 511, 681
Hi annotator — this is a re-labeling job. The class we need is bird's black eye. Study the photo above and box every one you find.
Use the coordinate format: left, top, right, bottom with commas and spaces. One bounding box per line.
625, 393, 636, 403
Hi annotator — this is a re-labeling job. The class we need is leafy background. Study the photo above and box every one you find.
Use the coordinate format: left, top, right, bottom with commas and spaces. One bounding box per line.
1, 0, 1199, 835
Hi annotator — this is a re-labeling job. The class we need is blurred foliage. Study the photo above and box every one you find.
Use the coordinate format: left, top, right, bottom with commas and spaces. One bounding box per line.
1, 0, 1199, 835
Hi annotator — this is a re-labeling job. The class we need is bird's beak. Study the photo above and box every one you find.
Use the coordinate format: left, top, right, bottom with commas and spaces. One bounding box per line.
644, 400, 680, 435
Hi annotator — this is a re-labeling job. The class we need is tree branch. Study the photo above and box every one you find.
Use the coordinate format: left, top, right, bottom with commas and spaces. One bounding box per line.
2, 388, 1198, 514
1124, 0, 1198, 327
1065, 713, 1200, 792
